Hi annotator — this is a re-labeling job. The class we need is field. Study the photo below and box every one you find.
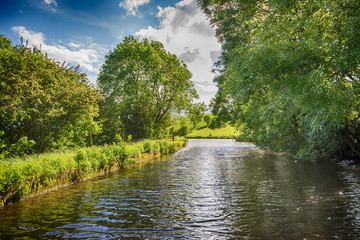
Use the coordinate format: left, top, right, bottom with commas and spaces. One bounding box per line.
187, 125, 238, 139
173, 114, 239, 139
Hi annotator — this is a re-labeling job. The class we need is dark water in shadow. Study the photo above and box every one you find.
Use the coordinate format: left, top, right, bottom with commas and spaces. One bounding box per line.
1, 139, 360, 239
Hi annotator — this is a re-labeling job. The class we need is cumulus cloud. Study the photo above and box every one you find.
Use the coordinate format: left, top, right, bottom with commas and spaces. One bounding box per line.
135, 0, 221, 104
189, 21, 215, 37
210, 50, 221, 65
178, 47, 199, 63
119, 0, 150, 16
12, 26, 104, 76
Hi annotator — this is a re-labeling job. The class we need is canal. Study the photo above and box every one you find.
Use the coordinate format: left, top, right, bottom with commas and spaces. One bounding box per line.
1, 139, 360, 239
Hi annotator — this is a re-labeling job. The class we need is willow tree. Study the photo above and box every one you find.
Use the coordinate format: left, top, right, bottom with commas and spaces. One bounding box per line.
198, 0, 360, 159
98, 36, 198, 141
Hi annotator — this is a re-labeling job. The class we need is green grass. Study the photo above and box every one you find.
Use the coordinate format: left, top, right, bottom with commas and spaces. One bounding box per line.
0, 138, 187, 206
171, 114, 240, 139
186, 124, 238, 139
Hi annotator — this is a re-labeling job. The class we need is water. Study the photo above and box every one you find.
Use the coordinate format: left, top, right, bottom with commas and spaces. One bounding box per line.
1, 139, 360, 239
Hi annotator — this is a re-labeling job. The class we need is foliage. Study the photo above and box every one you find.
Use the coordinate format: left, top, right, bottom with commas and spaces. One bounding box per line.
198, 0, 360, 159
169, 117, 191, 137
0, 138, 187, 206
176, 124, 191, 137
98, 36, 199, 141
204, 115, 211, 127
209, 75, 233, 128
0, 35, 101, 156
188, 102, 207, 129
7, 137, 36, 158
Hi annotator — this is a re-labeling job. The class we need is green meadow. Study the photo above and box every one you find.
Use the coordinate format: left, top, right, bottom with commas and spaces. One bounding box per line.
187, 124, 238, 139
172, 114, 239, 139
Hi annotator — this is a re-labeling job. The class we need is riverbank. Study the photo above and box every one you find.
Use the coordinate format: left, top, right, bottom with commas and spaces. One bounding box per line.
0, 138, 187, 207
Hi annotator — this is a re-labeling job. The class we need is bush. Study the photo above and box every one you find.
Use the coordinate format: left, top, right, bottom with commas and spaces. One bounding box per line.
176, 125, 190, 136
143, 141, 151, 153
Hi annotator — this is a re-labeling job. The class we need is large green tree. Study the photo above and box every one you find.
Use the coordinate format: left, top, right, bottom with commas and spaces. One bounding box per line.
98, 36, 198, 141
0, 35, 101, 156
198, 0, 360, 159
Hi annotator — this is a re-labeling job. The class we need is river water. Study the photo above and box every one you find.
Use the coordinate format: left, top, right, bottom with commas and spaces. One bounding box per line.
1, 139, 360, 239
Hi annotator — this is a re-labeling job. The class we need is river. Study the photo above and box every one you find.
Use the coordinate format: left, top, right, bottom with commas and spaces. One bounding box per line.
1, 139, 360, 239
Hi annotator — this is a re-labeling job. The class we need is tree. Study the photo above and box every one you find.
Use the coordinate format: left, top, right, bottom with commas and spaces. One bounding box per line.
0, 35, 101, 155
188, 103, 207, 129
204, 115, 211, 127
175, 118, 190, 137
98, 36, 198, 141
198, 0, 360, 159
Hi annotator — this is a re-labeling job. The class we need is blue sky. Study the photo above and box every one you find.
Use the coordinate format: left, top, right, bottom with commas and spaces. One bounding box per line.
0, 0, 221, 104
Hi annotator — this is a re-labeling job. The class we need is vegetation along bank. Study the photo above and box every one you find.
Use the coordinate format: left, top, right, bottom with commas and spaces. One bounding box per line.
0, 138, 187, 207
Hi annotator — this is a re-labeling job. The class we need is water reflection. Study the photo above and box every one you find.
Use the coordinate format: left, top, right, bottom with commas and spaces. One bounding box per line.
1, 139, 360, 239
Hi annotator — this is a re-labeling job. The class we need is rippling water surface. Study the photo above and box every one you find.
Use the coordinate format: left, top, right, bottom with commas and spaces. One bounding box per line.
1, 139, 360, 239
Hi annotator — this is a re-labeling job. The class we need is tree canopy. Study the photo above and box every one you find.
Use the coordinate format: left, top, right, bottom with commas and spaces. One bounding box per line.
97, 36, 199, 141
0, 35, 101, 156
198, 0, 360, 159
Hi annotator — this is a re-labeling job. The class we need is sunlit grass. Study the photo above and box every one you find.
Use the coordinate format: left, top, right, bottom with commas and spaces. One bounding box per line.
187, 125, 238, 139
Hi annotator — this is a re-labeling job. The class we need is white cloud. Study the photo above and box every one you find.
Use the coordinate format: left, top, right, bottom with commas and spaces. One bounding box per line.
12, 26, 104, 78
43, 0, 57, 6
43, 0, 57, 12
86, 74, 98, 86
68, 42, 82, 48
135, 0, 221, 104
119, 0, 150, 16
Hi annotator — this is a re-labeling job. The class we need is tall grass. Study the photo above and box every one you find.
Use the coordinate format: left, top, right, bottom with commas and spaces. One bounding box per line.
0, 138, 187, 206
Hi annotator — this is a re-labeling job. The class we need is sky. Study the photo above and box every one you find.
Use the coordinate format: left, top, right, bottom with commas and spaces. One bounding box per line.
0, 0, 221, 104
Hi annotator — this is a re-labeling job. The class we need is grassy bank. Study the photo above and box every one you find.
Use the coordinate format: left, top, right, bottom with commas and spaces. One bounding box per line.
187, 125, 238, 139
173, 114, 239, 139
0, 138, 187, 207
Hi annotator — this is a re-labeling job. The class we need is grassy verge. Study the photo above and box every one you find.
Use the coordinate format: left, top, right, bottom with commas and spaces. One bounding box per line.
186, 125, 238, 139
0, 138, 187, 207
172, 114, 239, 139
